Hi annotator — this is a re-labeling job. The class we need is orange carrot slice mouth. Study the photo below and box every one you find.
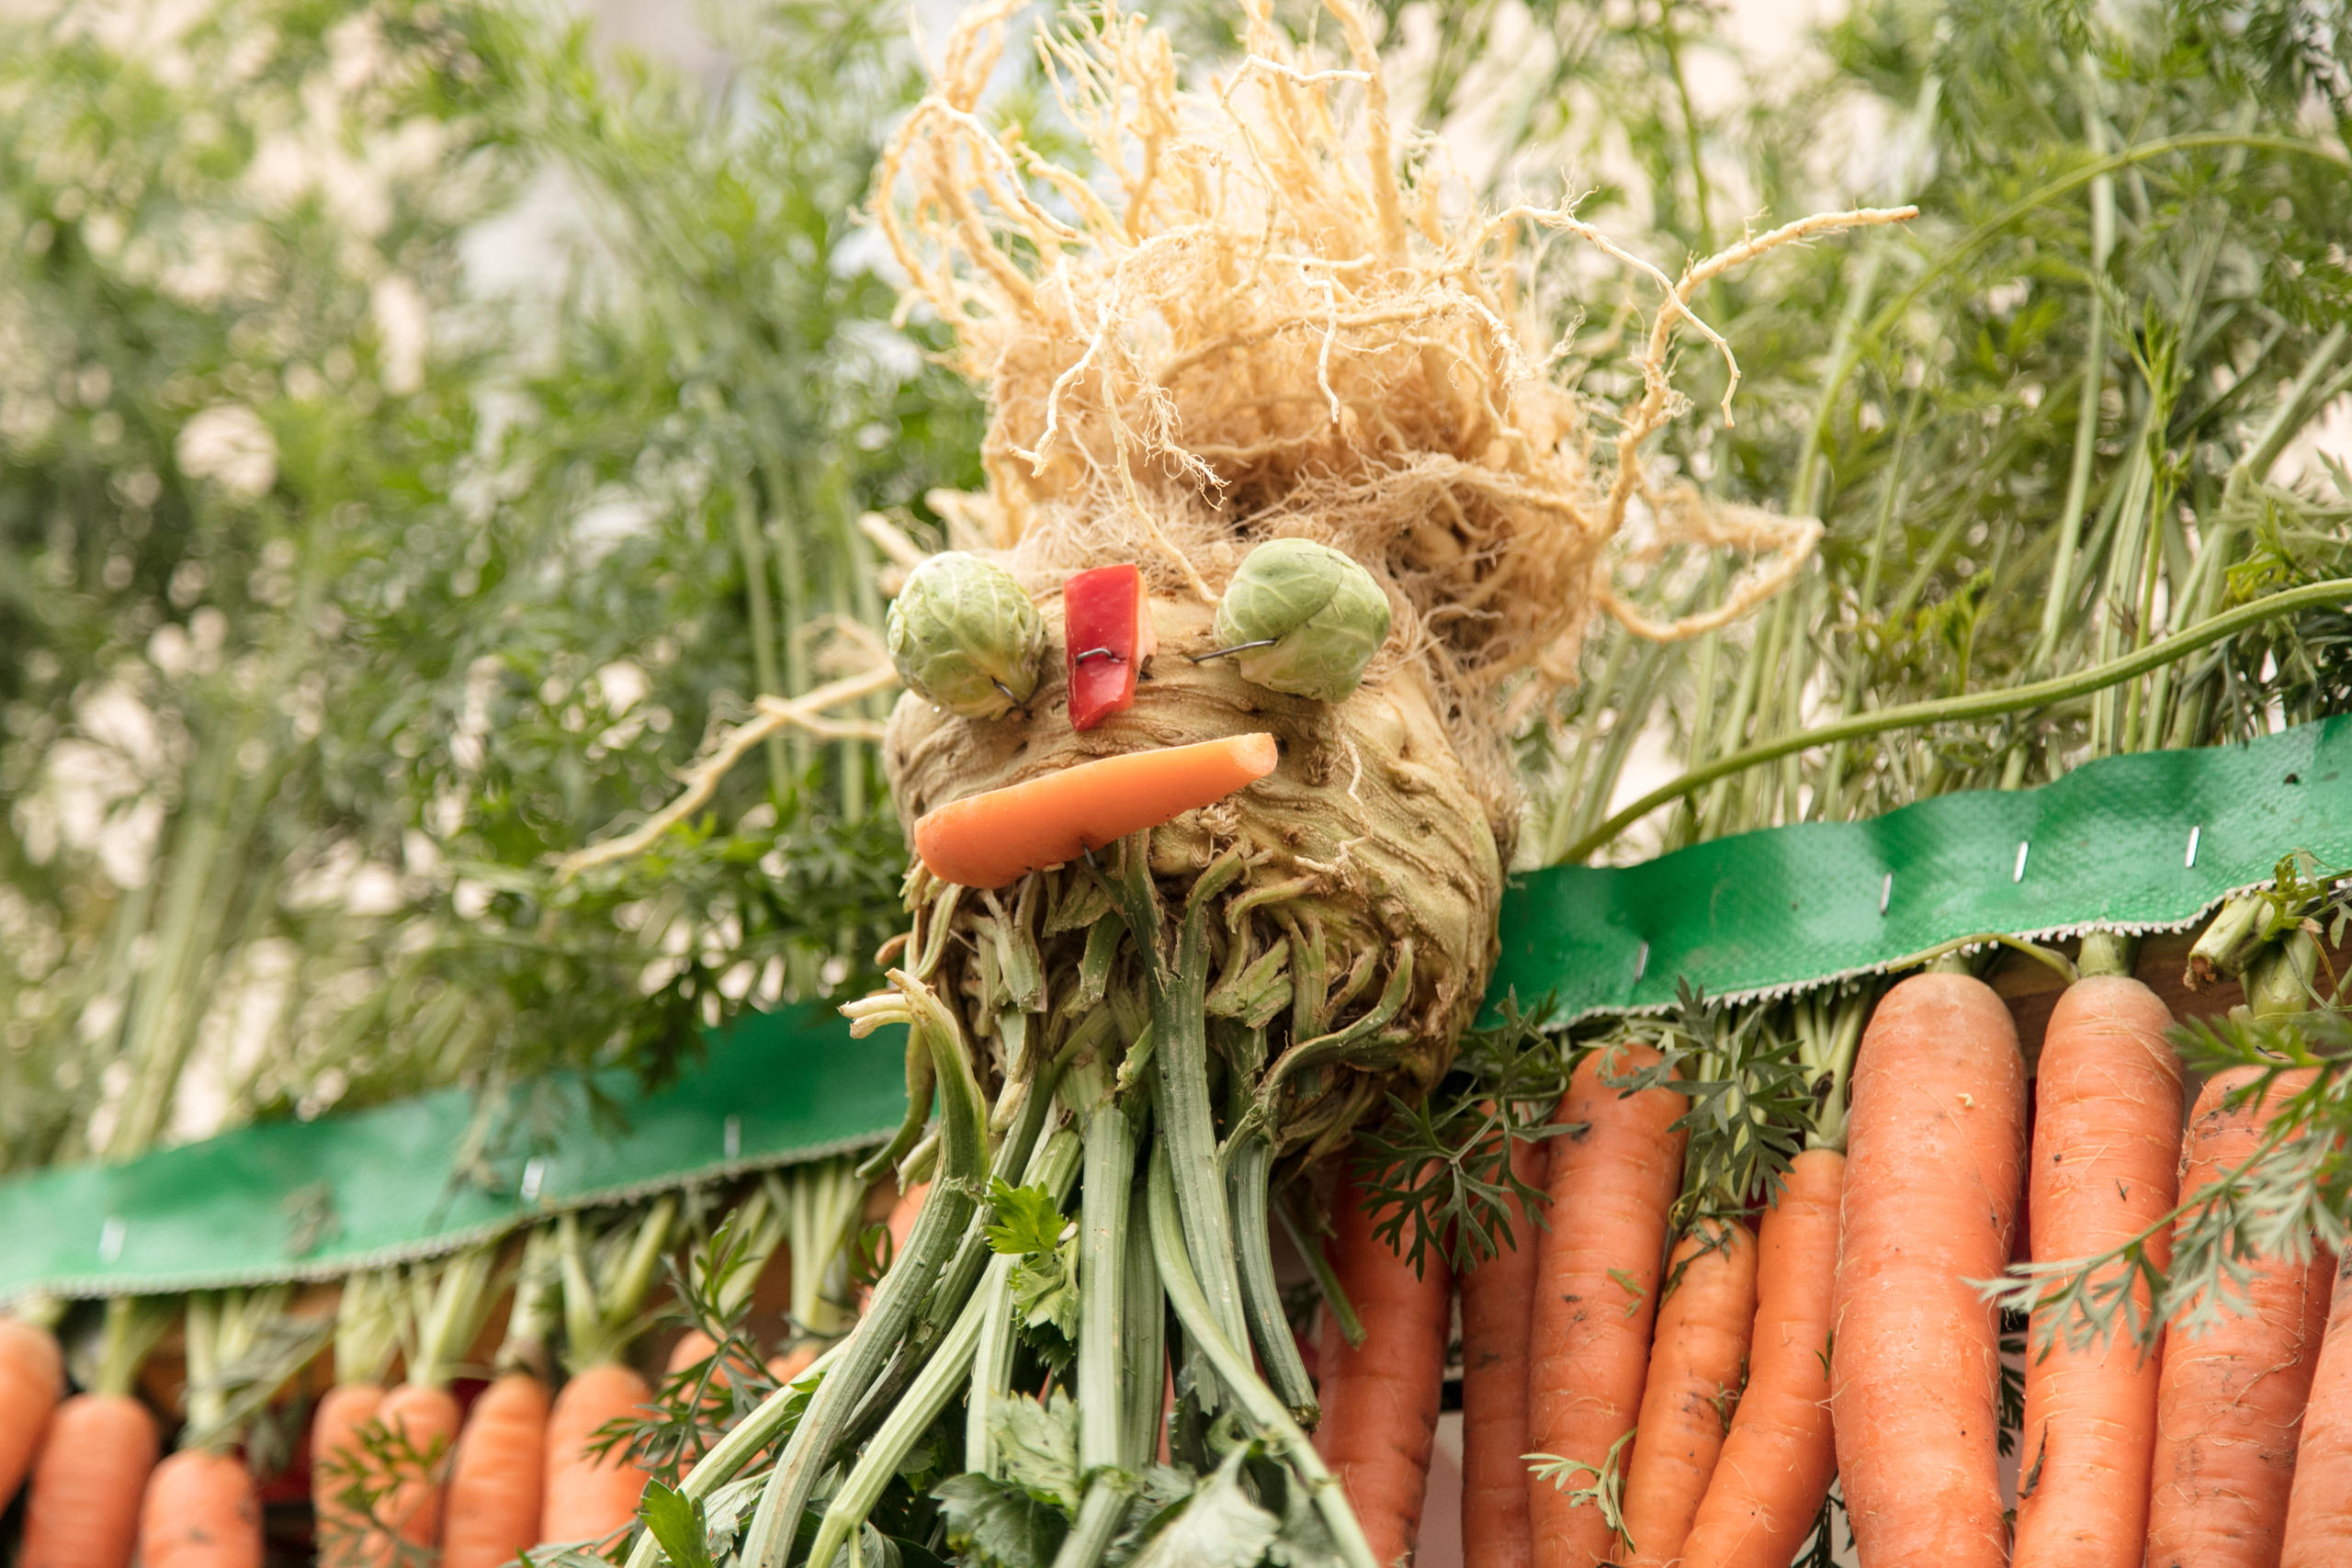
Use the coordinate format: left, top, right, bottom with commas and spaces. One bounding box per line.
911, 732, 1279, 889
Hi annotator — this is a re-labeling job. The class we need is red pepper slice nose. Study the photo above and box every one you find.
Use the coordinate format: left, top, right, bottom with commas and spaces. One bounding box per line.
1063, 563, 1156, 730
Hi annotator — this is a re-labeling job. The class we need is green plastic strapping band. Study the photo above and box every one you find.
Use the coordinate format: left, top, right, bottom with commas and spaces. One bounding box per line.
1490, 714, 2352, 1021
5, 716, 2349, 1303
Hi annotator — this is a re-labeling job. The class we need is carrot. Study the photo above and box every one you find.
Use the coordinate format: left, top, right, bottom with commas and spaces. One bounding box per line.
2009, 973, 2182, 1568
1527, 1041, 1689, 1568
312, 1383, 388, 1568
446, 1230, 559, 1568
373, 1383, 462, 1549
1830, 970, 2025, 1568
1679, 1146, 1845, 1568
138, 1449, 265, 1568
1458, 1130, 1546, 1568
20, 1297, 167, 1568
0, 1315, 64, 1509
1312, 1162, 1454, 1568
19, 1393, 162, 1568
767, 1343, 820, 1383
2283, 1248, 2352, 1566
539, 1201, 673, 1547
539, 1360, 654, 1546
313, 1268, 401, 1568
910, 732, 1278, 888
1619, 1219, 1759, 1567
442, 1371, 549, 1568
2145, 1066, 2328, 1568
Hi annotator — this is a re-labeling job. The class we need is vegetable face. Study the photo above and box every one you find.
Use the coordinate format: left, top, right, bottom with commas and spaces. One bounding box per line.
886, 551, 1046, 719
1213, 539, 1392, 702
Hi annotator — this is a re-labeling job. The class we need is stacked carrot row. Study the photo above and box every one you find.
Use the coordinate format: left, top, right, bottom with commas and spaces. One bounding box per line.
0, 1165, 890, 1568
1315, 950, 2352, 1568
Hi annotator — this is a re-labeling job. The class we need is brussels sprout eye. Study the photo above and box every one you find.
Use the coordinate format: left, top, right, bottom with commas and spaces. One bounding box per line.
1208, 538, 1391, 701
888, 551, 1046, 719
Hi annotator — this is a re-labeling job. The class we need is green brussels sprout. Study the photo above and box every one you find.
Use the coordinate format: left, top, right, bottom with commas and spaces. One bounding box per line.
888, 551, 1046, 718
1211, 538, 1392, 701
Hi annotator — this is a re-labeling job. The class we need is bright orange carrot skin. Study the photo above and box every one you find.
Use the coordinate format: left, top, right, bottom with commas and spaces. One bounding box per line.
19, 1392, 162, 1568
2146, 1066, 2326, 1568
312, 1383, 386, 1568
911, 732, 1278, 888
443, 1372, 548, 1568
1527, 1042, 1689, 1568
0, 1317, 63, 1508
766, 1344, 820, 1384
1621, 1220, 1759, 1568
1680, 1147, 1844, 1568
2011, 975, 2181, 1568
375, 1383, 461, 1551
1459, 1132, 1547, 1568
2283, 1250, 2352, 1566
538, 1361, 652, 1548
1831, 972, 2024, 1568
1313, 1165, 1455, 1568
140, 1449, 264, 1568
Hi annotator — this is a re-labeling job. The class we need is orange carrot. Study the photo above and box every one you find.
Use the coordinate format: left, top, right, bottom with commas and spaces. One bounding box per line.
1458, 1131, 1546, 1568
1312, 1163, 1454, 1568
1679, 1147, 1845, 1568
373, 1383, 462, 1551
767, 1343, 820, 1384
2283, 1249, 2352, 1566
311, 1383, 387, 1568
538, 1361, 653, 1547
911, 732, 1278, 888
0, 1316, 63, 1509
19, 1393, 162, 1568
2010, 974, 2181, 1568
1619, 1219, 1759, 1567
2145, 1066, 2327, 1568
442, 1371, 549, 1568
138, 1449, 264, 1568
1527, 1042, 1689, 1568
1830, 971, 2025, 1568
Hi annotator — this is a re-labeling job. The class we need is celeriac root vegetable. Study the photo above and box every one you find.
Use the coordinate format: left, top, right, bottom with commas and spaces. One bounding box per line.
1313, 1164, 1454, 1566
1679, 1147, 1845, 1568
19, 1393, 161, 1568
1528, 1042, 1689, 1568
1831, 971, 2024, 1568
443, 1372, 549, 1568
910, 731, 1279, 890
0, 1314, 63, 1508
1459, 1132, 1547, 1568
2145, 1066, 2327, 1568
2010, 973, 2181, 1568
1620, 1219, 1759, 1568
2282, 1249, 2352, 1566
580, 0, 1867, 1557
139, 1449, 265, 1568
